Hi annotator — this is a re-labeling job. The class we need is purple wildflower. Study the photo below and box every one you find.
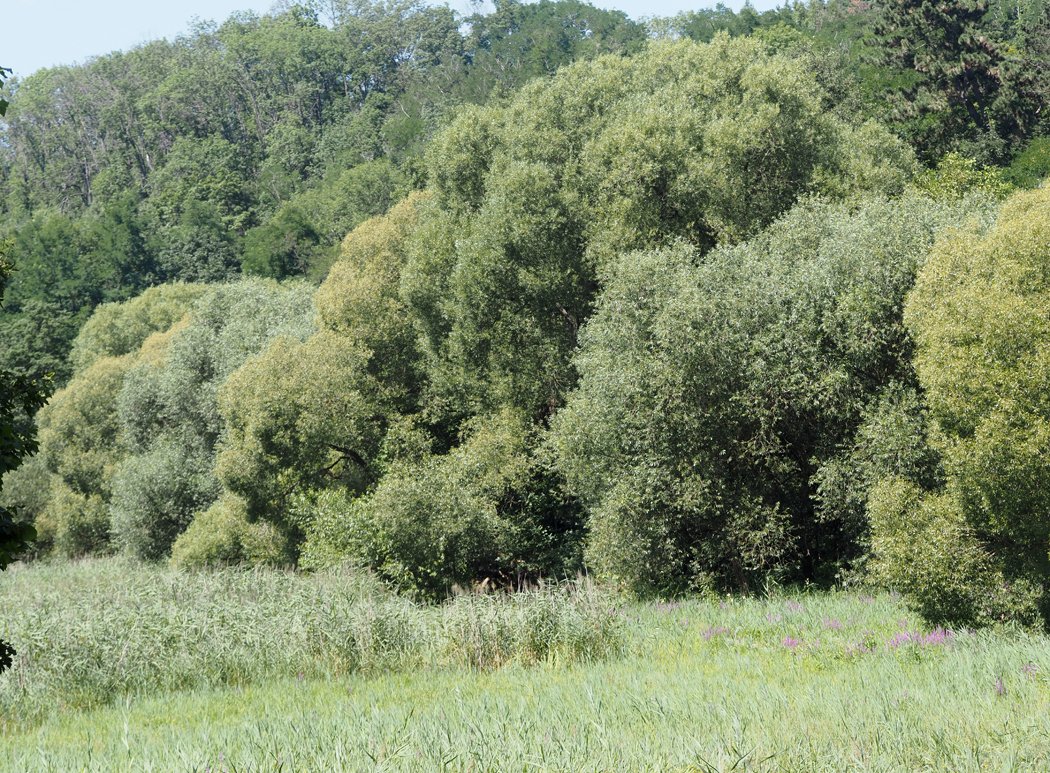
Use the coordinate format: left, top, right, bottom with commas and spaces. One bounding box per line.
785, 600, 803, 613
995, 676, 1006, 697
888, 631, 912, 649
920, 628, 953, 647
888, 627, 954, 650
823, 617, 843, 631
1022, 663, 1038, 679
702, 626, 729, 641
766, 613, 783, 624
782, 635, 802, 651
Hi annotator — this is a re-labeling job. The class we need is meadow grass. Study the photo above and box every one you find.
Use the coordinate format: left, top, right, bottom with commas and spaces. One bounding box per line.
0, 559, 620, 730
2, 560, 1050, 770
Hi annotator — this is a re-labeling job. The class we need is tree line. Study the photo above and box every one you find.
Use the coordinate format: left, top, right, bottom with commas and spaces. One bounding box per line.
1, 0, 1049, 628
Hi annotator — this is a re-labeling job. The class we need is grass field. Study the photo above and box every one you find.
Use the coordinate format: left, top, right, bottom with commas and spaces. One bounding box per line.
2, 560, 1049, 771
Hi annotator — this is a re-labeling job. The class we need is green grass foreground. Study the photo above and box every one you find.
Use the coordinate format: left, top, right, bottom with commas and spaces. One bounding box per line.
2, 561, 1050, 770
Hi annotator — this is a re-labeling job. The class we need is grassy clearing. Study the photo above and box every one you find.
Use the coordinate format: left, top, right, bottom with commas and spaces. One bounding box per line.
3, 560, 1050, 770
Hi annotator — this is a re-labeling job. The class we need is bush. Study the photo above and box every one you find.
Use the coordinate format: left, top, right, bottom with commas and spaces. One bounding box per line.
37, 481, 111, 558
868, 479, 1043, 628
302, 410, 585, 599
110, 440, 220, 560
812, 384, 944, 570
170, 496, 287, 569
34, 302, 194, 559
868, 479, 1001, 626
215, 332, 384, 530
1003, 136, 1050, 189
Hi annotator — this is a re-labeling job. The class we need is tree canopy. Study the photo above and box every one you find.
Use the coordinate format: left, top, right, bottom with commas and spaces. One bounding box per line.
2, 0, 1049, 628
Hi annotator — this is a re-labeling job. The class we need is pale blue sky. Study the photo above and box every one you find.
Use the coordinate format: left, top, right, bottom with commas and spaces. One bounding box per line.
4, 0, 782, 79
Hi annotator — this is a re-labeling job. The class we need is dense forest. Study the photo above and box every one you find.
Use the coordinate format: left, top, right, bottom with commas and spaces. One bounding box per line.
1, 0, 1050, 632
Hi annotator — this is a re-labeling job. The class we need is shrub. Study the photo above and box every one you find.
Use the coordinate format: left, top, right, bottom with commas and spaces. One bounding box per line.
110, 440, 220, 560
216, 332, 384, 531
812, 384, 944, 570
37, 481, 111, 558
868, 478, 1043, 628
170, 496, 287, 569
302, 410, 585, 599
1003, 136, 1050, 189
868, 479, 1001, 626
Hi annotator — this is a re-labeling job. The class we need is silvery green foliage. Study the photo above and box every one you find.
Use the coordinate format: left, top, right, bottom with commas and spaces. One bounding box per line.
110, 439, 220, 561
408, 35, 917, 421
111, 279, 316, 559
68, 283, 206, 373
551, 192, 998, 595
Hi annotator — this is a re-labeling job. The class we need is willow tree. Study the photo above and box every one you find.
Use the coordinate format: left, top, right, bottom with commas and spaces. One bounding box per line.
551, 193, 995, 595
411, 35, 915, 423
871, 185, 1050, 626
215, 194, 427, 539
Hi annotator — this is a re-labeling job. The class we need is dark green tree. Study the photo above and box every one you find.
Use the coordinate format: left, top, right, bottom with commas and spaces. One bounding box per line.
241, 206, 321, 279
0, 66, 48, 673
460, 0, 646, 100
872, 0, 1007, 161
